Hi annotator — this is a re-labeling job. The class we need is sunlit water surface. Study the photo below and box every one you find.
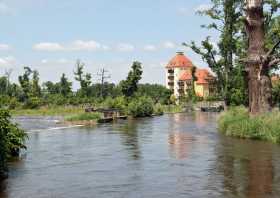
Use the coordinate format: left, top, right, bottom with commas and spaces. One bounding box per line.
1, 113, 280, 198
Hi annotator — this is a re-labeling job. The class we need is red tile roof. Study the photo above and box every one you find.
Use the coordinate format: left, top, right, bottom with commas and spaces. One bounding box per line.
166, 52, 194, 68
179, 68, 214, 84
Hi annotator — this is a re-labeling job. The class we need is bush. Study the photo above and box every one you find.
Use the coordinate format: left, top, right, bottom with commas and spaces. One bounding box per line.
103, 96, 127, 111
218, 106, 280, 143
0, 109, 27, 179
128, 96, 154, 117
23, 97, 42, 109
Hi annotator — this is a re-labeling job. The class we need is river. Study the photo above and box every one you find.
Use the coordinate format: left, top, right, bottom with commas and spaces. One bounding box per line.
1, 112, 280, 198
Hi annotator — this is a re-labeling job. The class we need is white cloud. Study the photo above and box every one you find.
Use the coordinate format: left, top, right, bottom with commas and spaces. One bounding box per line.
117, 43, 135, 52
0, 44, 11, 50
163, 41, 176, 49
143, 45, 157, 52
33, 42, 64, 51
195, 4, 212, 12
0, 56, 16, 67
70, 40, 101, 51
33, 40, 111, 52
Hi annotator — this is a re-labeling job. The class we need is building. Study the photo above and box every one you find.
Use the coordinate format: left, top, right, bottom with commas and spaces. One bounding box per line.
165, 52, 216, 99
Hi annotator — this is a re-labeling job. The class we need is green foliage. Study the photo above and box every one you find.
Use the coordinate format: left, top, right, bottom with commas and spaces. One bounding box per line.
23, 97, 42, 109
137, 84, 172, 104
103, 96, 127, 111
218, 106, 280, 143
65, 112, 101, 122
272, 80, 280, 108
74, 60, 92, 97
153, 103, 164, 116
128, 96, 154, 117
59, 73, 72, 97
120, 61, 143, 97
0, 109, 27, 178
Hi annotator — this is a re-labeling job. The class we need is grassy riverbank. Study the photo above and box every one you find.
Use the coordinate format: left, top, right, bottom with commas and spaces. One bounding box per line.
218, 106, 280, 143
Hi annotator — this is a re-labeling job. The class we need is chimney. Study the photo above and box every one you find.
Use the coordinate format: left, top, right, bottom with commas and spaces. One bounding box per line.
177, 51, 184, 55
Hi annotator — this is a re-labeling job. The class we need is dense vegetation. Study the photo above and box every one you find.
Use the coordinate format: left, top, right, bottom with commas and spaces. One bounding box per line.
0, 61, 174, 118
0, 109, 27, 179
218, 106, 280, 143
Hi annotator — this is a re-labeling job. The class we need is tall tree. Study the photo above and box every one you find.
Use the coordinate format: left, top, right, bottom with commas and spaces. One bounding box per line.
245, 0, 280, 114
185, 0, 245, 105
31, 70, 41, 97
74, 60, 92, 97
18, 67, 32, 101
120, 61, 143, 97
59, 73, 72, 97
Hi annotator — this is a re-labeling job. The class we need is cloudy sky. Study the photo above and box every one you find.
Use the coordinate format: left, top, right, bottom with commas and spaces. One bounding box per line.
0, 0, 218, 88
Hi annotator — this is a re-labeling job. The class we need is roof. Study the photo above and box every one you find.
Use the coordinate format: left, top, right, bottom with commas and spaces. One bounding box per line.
166, 52, 194, 68
179, 68, 214, 84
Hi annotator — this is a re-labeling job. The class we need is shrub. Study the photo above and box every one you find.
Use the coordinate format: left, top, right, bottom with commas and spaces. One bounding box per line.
23, 97, 42, 109
103, 96, 127, 111
218, 106, 280, 143
0, 109, 27, 179
128, 96, 154, 117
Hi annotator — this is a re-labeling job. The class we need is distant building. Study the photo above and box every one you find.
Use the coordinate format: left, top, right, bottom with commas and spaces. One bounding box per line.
165, 52, 216, 99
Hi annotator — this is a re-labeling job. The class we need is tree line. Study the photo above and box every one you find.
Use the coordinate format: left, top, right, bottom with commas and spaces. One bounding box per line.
0, 60, 172, 109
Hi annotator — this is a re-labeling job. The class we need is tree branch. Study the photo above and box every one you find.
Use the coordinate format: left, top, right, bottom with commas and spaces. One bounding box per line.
265, 39, 280, 58
268, 58, 280, 67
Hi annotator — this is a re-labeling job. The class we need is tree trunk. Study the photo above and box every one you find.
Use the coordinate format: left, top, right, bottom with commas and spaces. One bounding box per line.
245, 0, 272, 115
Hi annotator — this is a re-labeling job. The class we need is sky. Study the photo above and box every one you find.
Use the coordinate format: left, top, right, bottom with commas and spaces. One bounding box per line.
0, 0, 218, 89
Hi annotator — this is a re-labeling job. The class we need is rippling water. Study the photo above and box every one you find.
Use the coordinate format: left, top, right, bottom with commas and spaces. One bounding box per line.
1, 113, 280, 198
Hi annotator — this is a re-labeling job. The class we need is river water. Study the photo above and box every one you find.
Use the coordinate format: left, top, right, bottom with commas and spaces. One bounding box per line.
1, 113, 280, 198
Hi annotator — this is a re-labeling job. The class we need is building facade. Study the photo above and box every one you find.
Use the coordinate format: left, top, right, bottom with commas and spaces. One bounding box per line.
166, 52, 216, 99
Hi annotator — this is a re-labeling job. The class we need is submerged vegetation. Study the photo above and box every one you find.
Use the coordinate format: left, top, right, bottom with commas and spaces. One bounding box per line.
218, 107, 280, 143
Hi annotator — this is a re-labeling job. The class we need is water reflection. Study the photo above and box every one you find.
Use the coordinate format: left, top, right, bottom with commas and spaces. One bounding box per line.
214, 137, 276, 198
168, 132, 193, 160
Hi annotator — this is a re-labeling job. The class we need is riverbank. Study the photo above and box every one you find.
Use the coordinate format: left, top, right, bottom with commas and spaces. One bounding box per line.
218, 106, 280, 143
10, 105, 185, 126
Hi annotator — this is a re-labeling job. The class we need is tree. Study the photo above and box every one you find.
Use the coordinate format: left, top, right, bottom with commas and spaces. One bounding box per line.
31, 70, 41, 97
120, 61, 143, 98
185, 0, 245, 105
245, 0, 280, 115
18, 67, 32, 101
59, 73, 72, 97
74, 60, 92, 97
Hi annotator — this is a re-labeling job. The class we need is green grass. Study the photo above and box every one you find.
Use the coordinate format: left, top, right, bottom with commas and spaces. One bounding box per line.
218, 106, 280, 143
162, 105, 184, 114
11, 106, 85, 116
65, 112, 102, 122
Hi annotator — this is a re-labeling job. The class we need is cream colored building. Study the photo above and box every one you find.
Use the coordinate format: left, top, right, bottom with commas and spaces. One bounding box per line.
166, 52, 216, 99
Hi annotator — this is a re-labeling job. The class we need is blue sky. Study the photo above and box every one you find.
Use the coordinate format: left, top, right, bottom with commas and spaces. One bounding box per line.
0, 0, 218, 88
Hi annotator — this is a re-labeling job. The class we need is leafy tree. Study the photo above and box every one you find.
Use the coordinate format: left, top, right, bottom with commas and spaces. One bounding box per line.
184, 0, 245, 106
18, 67, 32, 101
59, 73, 72, 97
31, 70, 41, 97
137, 84, 172, 104
43, 81, 60, 95
120, 61, 143, 98
74, 60, 92, 97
